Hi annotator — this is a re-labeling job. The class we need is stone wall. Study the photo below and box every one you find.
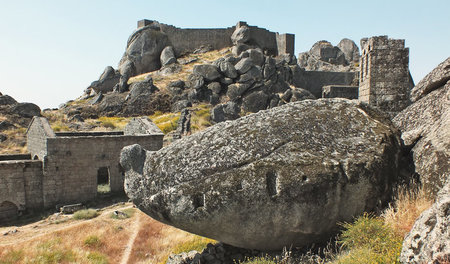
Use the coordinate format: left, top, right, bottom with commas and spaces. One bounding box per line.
41, 134, 163, 207
359, 36, 410, 117
159, 23, 235, 57
293, 70, 358, 98
26, 117, 55, 160
322, 85, 359, 99
0, 159, 44, 217
136, 20, 294, 57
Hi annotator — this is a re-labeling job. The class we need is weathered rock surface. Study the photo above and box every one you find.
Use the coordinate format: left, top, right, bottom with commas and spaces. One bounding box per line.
0, 95, 17, 105
400, 180, 450, 263
89, 66, 121, 93
160, 46, 177, 67
193, 64, 221, 81
119, 26, 169, 75
297, 39, 359, 72
410, 57, 450, 102
121, 99, 401, 250
393, 64, 450, 196
10, 103, 41, 118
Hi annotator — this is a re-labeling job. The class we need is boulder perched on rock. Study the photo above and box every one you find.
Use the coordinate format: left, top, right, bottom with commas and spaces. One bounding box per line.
89, 66, 121, 93
400, 180, 450, 263
393, 59, 450, 196
121, 99, 401, 250
410, 57, 450, 102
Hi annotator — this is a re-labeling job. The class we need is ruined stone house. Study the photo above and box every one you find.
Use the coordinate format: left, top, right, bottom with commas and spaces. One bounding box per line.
0, 117, 163, 223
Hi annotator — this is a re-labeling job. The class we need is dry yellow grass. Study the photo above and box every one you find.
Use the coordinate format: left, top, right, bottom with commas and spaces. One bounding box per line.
382, 184, 433, 236
0, 204, 215, 264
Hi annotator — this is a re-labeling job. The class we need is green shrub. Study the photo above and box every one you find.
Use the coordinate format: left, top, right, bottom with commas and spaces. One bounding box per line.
73, 209, 99, 220
87, 252, 108, 264
333, 213, 403, 264
84, 235, 102, 248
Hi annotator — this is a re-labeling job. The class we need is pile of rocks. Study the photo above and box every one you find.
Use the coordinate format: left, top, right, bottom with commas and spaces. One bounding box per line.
298, 39, 360, 71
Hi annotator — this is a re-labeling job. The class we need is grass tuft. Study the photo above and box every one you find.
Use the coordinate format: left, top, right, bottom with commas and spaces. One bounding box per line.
97, 184, 111, 194
150, 112, 180, 134
87, 251, 109, 264
332, 213, 403, 264
0, 249, 24, 264
73, 209, 99, 220
84, 235, 103, 248
382, 184, 433, 237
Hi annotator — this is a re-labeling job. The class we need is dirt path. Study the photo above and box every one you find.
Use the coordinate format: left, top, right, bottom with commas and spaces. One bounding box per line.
120, 212, 141, 264
0, 203, 133, 247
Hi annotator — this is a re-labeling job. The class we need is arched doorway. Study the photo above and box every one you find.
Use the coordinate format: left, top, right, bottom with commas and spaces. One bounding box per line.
0, 201, 19, 223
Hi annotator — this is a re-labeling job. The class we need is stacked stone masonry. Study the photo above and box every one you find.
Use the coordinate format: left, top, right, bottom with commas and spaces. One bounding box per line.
0, 117, 163, 223
137, 20, 294, 56
322, 85, 359, 99
359, 36, 411, 117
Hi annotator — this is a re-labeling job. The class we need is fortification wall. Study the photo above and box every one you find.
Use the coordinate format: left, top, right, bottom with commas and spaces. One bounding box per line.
294, 70, 358, 98
0, 159, 43, 213
42, 135, 163, 207
159, 23, 235, 56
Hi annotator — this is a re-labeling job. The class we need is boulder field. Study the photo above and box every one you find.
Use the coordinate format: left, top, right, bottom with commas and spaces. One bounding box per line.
120, 99, 401, 250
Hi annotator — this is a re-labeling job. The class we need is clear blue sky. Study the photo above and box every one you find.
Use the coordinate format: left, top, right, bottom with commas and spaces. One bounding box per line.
1, 0, 449, 109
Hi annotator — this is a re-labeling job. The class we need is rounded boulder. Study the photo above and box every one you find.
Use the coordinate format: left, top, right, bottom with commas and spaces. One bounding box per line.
121, 99, 401, 250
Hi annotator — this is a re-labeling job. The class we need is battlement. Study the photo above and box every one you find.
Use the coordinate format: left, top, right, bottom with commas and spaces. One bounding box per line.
361, 36, 406, 52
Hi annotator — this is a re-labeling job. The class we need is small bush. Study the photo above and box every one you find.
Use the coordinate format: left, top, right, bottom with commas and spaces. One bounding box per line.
333, 213, 403, 264
73, 209, 99, 220
110, 208, 135, 219
84, 235, 102, 248
87, 252, 108, 264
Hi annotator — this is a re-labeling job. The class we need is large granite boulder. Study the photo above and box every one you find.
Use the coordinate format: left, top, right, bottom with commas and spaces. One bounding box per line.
10, 103, 41, 118
121, 99, 401, 250
400, 180, 450, 263
89, 66, 121, 93
118, 26, 169, 76
393, 59, 450, 196
160, 46, 177, 67
410, 57, 450, 102
337, 38, 360, 63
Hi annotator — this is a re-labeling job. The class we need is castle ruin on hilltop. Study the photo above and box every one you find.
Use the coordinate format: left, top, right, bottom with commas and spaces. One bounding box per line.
1, 20, 414, 223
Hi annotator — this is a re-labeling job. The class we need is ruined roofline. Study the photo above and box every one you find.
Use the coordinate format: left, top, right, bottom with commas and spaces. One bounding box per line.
26, 116, 163, 139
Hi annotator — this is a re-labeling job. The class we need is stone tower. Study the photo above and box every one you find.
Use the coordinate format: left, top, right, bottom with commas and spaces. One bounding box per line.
359, 36, 410, 117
